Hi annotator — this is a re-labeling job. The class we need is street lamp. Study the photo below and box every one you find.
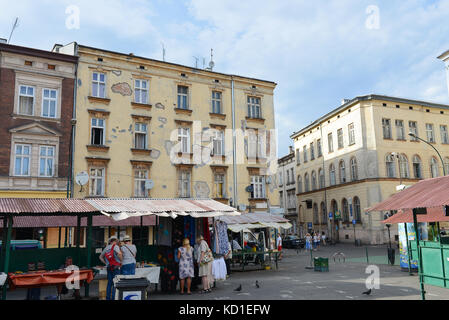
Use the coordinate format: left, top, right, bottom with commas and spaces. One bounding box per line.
408, 132, 446, 176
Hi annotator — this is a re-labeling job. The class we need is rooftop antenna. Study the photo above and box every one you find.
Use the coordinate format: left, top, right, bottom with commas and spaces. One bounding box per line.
207, 48, 215, 71
202, 57, 206, 69
7, 17, 19, 44
161, 42, 166, 62
193, 56, 199, 69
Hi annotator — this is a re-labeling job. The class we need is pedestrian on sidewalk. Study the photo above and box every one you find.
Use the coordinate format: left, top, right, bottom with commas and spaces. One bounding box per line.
321, 232, 326, 246
120, 235, 137, 275
197, 235, 213, 294
178, 238, 194, 295
276, 233, 283, 260
313, 233, 319, 251
305, 233, 312, 251
99, 236, 123, 300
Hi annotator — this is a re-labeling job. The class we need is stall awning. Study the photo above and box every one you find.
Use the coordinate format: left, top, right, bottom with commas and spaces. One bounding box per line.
383, 207, 449, 224
368, 176, 449, 212
216, 213, 292, 232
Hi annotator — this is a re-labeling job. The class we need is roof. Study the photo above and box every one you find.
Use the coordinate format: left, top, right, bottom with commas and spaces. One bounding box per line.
290, 94, 449, 139
368, 176, 449, 212
0, 43, 78, 63
437, 49, 449, 61
0, 198, 97, 215
216, 213, 289, 225
382, 207, 449, 224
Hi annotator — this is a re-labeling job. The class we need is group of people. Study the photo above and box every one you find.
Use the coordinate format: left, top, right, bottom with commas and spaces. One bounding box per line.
305, 232, 327, 251
99, 235, 137, 300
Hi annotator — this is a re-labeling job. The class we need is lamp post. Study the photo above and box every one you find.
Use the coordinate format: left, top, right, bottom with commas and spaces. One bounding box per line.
408, 132, 446, 176
386, 223, 392, 249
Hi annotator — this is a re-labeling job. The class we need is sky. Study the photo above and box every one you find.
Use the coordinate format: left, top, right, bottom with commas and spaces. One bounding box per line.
1, 0, 449, 157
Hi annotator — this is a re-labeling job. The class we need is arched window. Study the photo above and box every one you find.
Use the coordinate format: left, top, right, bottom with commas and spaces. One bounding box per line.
321, 202, 327, 225
386, 153, 396, 178
339, 160, 346, 184
298, 205, 304, 223
350, 157, 358, 181
444, 158, 449, 176
353, 197, 361, 222
304, 173, 310, 192
313, 203, 319, 224
430, 157, 439, 178
412, 155, 422, 179
329, 164, 336, 186
331, 199, 338, 216
399, 154, 409, 179
311, 171, 317, 190
297, 175, 303, 193
342, 198, 349, 222
318, 168, 325, 188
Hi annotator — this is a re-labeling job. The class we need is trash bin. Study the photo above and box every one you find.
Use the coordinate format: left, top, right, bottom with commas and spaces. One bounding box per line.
355, 239, 362, 247
114, 276, 150, 300
314, 257, 321, 271
387, 248, 395, 265
320, 257, 329, 272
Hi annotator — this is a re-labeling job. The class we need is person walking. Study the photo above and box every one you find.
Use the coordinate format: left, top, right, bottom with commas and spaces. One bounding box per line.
305, 233, 312, 251
120, 235, 137, 275
321, 232, 327, 246
313, 233, 318, 251
196, 235, 213, 293
177, 238, 194, 295
224, 240, 232, 277
276, 233, 283, 260
99, 236, 123, 300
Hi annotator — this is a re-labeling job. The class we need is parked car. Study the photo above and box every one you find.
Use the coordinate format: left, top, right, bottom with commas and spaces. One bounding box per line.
282, 235, 305, 249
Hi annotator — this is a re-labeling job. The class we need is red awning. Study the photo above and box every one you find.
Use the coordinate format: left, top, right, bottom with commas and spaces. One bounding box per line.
368, 176, 449, 212
383, 207, 449, 224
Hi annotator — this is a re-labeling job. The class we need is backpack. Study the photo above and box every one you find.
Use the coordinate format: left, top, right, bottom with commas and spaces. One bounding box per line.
105, 244, 121, 267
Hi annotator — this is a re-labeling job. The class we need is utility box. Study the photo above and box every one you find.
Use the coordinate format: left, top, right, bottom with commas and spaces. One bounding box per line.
114, 276, 150, 300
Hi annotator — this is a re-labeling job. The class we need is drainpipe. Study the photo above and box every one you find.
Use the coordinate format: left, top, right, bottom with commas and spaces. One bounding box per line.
231, 76, 238, 209
320, 124, 330, 242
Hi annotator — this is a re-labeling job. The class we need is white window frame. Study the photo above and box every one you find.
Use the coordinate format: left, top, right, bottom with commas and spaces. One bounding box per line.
134, 123, 148, 149
212, 91, 222, 114
212, 130, 224, 156
328, 133, 334, 153
413, 155, 422, 179
350, 157, 358, 181
178, 127, 190, 153
14, 144, 31, 176
134, 169, 148, 197
91, 118, 105, 145
317, 139, 322, 157
337, 129, 344, 149
177, 85, 189, 110
310, 142, 315, 160
339, 160, 346, 183
179, 171, 191, 198
395, 120, 405, 140
303, 146, 307, 162
41, 88, 58, 118
135, 79, 149, 104
426, 123, 435, 143
38, 145, 55, 177
247, 96, 261, 119
386, 154, 396, 178
430, 157, 439, 178
89, 167, 105, 197
348, 123, 355, 145
251, 175, 266, 199
409, 121, 418, 141
441, 125, 449, 144
214, 173, 225, 198
18, 85, 35, 116
329, 164, 336, 186
382, 118, 392, 139
92, 72, 106, 98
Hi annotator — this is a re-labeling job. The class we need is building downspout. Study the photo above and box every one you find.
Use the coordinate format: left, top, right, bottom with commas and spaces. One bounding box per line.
231, 76, 238, 209
319, 124, 330, 242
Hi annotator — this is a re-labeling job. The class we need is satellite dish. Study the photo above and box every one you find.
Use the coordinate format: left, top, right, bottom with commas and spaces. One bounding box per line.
239, 204, 247, 211
145, 179, 154, 190
245, 185, 254, 193
75, 171, 89, 186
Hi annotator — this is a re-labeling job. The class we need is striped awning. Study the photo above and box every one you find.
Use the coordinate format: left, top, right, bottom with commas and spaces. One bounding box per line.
382, 207, 449, 224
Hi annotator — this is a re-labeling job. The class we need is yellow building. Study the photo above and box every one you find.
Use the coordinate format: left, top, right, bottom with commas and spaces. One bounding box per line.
291, 95, 449, 244
54, 42, 278, 243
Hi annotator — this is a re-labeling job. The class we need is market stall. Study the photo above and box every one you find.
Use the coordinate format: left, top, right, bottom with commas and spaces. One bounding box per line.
368, 176, 449, 300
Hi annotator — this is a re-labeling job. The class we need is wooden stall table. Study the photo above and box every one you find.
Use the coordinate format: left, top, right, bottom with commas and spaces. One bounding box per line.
231, 250, 280, 271
8, 269, 94, 300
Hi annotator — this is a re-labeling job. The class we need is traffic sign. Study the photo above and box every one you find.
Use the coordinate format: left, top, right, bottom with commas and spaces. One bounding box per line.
352, 220, 356, 225
329, 212, 333, 219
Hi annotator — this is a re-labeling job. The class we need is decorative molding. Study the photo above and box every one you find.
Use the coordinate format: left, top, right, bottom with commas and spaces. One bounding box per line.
209, 113, 226, 120
174, 119, 193, 126
131, 148, 152, 156
130, 160, 153, 168
86, 145, 110, 152
88, 96, 111, 104
245, 117, 265, 125
131, 114, 152, 122
85, 157, 110, 166
87, 109, 110, 117
209, 123, 227, 129
175, 163, 194, 170
131, 102, 152, 110
174, 108, 193, 116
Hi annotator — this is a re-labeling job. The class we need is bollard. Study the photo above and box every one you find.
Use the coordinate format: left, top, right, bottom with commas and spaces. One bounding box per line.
366, 247, 369, 264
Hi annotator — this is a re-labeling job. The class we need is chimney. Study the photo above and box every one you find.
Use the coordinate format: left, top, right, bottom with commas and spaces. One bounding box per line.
0, 38, 7, 44
289, 146, 293, 154
341, 99, 350, 105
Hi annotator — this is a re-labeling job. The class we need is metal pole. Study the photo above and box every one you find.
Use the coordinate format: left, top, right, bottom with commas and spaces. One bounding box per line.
353, 223, 357, 246
85, 214, 93, 298
1, 215, 13, 300
76, 215, 81, 266
231, 76, 238, 209
1, 215, 8, 272
366, 247, 369, 264
412, 210, 426, 300
404, 223, 413, 275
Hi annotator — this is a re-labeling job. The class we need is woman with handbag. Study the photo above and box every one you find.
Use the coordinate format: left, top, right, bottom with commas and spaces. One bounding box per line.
196, 235, 213, 293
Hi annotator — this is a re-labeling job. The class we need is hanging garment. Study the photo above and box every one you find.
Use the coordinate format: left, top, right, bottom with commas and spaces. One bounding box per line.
215, 221, 229, 255
212, 257, 227, 280
203, 218, 211, 246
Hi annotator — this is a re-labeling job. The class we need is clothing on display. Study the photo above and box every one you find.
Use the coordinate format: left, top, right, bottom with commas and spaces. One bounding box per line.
215, 221, 229, 255
212, 257, 227, 280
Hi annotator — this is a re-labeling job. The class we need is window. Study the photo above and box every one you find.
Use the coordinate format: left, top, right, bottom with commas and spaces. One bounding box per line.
339, 160, 346, 183
286, 169, 290, 185
247, 96, 261, 118
279, 191, 284, 208
350, 157, 358, 181
321, 202, 327, 225
430, 157, 439, 178
445, 158, 449, 176
311, 171, 317, 191
386, 154, 396, 178
319, 168, 325, 188
296, 149, 300, 165
39, 146, 55, 177
329, 164, 336, 186
290, 168, 294, 184
134, 123, 148, 149
214, 173, 225, 198
212, 130, 224, 156
135, 79, 148, 104
310, 142, 315, 160
178, 127, 190, 153
14, 144, 31, 176
303, 146, 307, 162
412, 155, 422, 179
91, 118, 105, 145
92, 72, 106, 98
382, 119, 392, 139
304, 173, 310, 192
177, 86, 189, 109
348, 123, 355, 145
353, 197, 361, 222
279, 172, 283, 186
212, 91, 222, 114
337, 129, 344, 149
297, 175, 303, 193
426, 124, 435, 143
328, 133, 334, 153
178, 171, 191, 197
250, 176, 266, 199
313, 204, 319, 224
42, 89, 57, 118
409, 121, 418, 141
395, 120, 405, 140
89, 168, 105, 196
399, 154, 409, 179
342, 198, 349, 222
317, 139, 322, 157
18, 85, 34, 115
134, 169, 148, 197
441, 125, 449, 144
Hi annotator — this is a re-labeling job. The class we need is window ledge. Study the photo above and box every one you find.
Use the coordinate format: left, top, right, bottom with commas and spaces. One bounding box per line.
245, 117, 265, 124
131, 148, 152, 155
11, 113, 61, 122
86, 145, 110, 152
131, 102, 152, 110
174, 108, 192, 115
209, 113, 226, 120
248, 198, 268, 202
88, 96, 111, 104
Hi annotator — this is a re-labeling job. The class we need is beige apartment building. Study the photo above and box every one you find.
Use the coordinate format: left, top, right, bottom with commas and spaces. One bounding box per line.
291, 94, 449, 244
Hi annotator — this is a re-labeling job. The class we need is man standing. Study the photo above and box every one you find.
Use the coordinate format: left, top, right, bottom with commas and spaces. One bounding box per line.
120, 235, 137, 275
99, 236, 123, 300
276, 233, 283, 260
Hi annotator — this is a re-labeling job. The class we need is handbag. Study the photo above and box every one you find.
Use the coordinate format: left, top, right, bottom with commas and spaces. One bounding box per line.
201, 249, 214, 265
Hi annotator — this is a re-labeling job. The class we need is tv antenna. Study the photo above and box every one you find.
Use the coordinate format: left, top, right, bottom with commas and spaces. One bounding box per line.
161, 42, 166, 62
7, 17, 19, 44
206, 48, 215, 71
193, 56, 199, 69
